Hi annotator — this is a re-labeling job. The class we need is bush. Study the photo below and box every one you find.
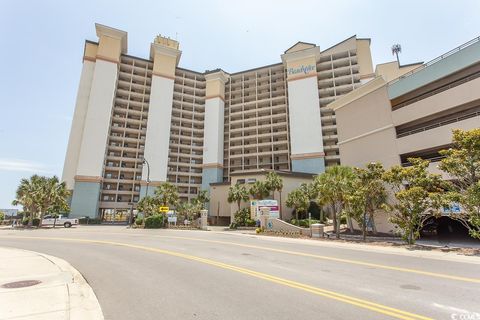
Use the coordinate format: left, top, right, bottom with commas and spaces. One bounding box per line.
290, 219, 322, 228
78, 217, 102, 225
229, 222, 238, 229
135, 218, 144, 226
234, 208, 251, 226
246, 218, 256, 227
340, 215, 347, 225
22, 218, 40, 227
145, 214, 164, 229
0, 211, 4, 222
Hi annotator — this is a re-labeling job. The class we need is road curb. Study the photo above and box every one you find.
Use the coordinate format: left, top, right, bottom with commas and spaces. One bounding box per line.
0, 247, 104, 320
36, 251, 104, 320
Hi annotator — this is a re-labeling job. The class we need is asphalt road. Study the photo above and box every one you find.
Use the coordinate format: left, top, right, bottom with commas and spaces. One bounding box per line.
1, 226, 479, 320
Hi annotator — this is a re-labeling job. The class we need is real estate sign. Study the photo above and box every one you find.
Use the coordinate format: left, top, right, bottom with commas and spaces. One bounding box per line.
250, 200, 279, 219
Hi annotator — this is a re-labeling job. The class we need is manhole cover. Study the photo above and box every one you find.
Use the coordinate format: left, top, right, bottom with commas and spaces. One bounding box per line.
2, 280, 42, 289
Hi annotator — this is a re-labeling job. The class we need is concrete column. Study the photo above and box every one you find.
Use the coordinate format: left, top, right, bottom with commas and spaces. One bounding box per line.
70, 24, 127, 218
281, 46, 325, 174
311, 223, 325, 238
201, 70, 229, 191
140, 36, 181, 198
200, 209, 208, 230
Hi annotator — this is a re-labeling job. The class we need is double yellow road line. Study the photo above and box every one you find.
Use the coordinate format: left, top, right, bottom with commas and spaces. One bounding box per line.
155, 235, 480, 284
2, 235, 432, 319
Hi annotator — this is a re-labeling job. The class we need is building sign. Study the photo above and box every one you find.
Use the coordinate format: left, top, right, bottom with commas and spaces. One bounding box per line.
159, 206, 169, 213
250, 200, 279, 219
441, 203, 462, 216
287, 64, 316, 76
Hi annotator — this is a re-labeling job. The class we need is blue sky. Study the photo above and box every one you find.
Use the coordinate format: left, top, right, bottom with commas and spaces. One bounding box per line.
1, 0, 479, 209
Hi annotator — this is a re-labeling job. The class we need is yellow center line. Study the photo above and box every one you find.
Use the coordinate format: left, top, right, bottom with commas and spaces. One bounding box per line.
25, 230, 480, 284
2, 235, 431, 320
149, 235, 480, 284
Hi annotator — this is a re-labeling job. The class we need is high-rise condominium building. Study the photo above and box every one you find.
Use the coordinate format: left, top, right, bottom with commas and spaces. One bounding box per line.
62, 24, 376, 220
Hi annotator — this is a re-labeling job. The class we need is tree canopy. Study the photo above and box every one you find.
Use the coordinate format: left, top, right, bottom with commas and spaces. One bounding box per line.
12, 175, 70, 227
439, 129, 480, 238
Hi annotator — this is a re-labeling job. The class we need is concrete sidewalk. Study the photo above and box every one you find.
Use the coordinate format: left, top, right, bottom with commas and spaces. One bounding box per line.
0, 247, 103, 320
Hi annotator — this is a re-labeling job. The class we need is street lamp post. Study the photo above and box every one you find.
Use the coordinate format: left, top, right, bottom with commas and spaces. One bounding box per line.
143, 158, 150, 197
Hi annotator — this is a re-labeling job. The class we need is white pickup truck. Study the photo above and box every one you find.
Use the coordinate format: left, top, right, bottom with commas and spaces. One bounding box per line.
41, 215, 79, 228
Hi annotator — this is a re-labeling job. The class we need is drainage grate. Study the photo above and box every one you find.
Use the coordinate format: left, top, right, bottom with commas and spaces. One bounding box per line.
1, 280, 42, 289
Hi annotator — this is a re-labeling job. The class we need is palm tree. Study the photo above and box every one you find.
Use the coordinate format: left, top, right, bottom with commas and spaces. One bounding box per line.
38, 176, 70, 227
154, 182, 179, 208
12, 175, 42, 227
265, 172, 284, 220
392, 44, 402, 65
192, 190, 209, 211
136, 196, 159, 217
12, 175, 70, 227
249, 181, 270, 200
313, 166, 355, 238
43, 177, 70, 227
286, 187, 309, 225
227, 184, 249, 212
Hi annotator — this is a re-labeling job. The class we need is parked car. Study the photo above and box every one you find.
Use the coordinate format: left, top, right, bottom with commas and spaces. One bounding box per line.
41, 215, 79, 228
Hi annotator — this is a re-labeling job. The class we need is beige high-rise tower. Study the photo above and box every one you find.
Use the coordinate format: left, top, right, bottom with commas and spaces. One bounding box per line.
63, 24, 374, 221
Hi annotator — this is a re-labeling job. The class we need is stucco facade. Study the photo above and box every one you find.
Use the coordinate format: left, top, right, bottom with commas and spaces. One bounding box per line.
331, 36, 480, 233
63, 24, 374, 220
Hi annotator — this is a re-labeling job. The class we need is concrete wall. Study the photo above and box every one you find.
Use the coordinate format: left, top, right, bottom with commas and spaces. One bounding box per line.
70, 181, 101, 218
202, 97, 225, 166
392, 76, 480, 126
142, 75, 174, 183
388, 40, 480, 99
375, 61, 422, 83
201, 167, 223, 191
396, 116, 480, 155
62, 60, 95, 190
266, 218, 311, 236
292, 158, 325, 174
76, 59, 118, 177
335, 84, 400, 168
208, 172, 315, 224
287, 76, 324, 159
208, 184, 231, 223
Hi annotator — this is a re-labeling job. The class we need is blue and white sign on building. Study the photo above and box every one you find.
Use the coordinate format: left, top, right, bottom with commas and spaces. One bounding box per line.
441, 203, 462, 215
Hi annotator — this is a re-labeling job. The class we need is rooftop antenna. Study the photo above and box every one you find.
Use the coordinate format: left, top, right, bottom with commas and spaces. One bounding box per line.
392, 44, 402, 65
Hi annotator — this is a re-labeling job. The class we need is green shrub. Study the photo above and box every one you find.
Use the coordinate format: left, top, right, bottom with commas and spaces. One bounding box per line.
145, 214, 164, 229
234, 208, 251, 226
0, 211, 4, 222
22, 218, 40, 227
229, 222, 238, 229
290, 219, 322, 228
135, 217, 144, 226
340, 215, 347, 225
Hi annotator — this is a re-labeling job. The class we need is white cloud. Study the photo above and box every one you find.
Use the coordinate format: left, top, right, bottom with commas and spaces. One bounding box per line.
0, 159, 52, 174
